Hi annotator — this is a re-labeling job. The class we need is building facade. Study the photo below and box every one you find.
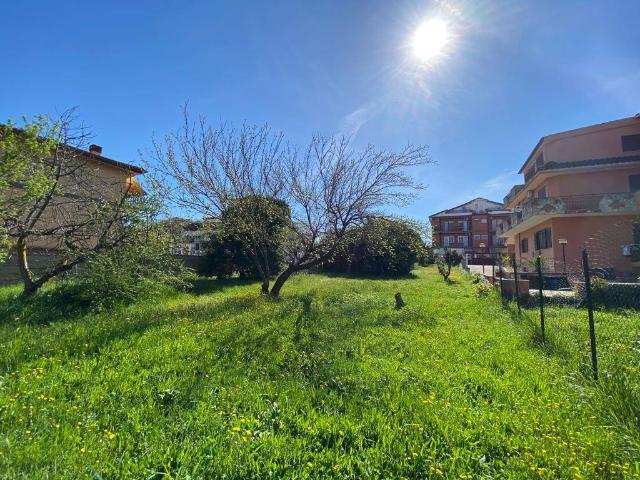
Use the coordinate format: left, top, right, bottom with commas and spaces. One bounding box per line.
430, 198, 511, 262
499, 115, 640, 279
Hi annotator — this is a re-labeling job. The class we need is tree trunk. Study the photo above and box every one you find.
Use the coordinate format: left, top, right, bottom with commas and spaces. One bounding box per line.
261, 279, 270, 295
269, 266, 297, 298
16, 237, 38, 296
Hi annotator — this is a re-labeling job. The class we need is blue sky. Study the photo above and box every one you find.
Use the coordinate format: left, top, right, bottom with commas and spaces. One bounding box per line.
1, 0, 639, 220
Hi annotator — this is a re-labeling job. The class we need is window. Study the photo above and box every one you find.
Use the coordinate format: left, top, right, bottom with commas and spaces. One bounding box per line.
534, 228, 552, 250
633, 223, 640, 244
520, 238, 528, 253
474, 234, 488, 241
535, 153, 544, 170
481, 218, 487, 224
630, 174, 640, 193
537, 186, 547, 198
444, 221, 452, 232
622, 134, 640, 152
457, 236, 468, 246
443, 235, 454, 246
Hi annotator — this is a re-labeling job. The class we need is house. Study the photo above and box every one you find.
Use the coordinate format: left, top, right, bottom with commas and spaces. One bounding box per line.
0, 141, 145, 284
23, 143, 145, 252
498, 115, 640, 279
429, 198, 511, 263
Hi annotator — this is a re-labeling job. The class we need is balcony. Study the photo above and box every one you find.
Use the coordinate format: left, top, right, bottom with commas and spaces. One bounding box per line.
503, 184, 524, 205
498, 192, 640, 236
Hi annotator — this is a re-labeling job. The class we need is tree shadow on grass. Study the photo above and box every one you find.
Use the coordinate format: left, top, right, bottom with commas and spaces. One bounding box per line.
190, 277, 258, 296
0, 283, 94, 327
0, 291, 271, 371
315, 271, 419, 282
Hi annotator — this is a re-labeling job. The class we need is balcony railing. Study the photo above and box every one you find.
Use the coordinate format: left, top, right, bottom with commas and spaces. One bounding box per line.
498, 192, 639, 235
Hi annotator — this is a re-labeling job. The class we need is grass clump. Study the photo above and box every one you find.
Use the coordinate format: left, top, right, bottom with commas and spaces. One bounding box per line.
0, 267, 638, 478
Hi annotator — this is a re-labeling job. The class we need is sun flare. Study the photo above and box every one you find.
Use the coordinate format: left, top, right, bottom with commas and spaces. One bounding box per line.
412, 18, 450, 62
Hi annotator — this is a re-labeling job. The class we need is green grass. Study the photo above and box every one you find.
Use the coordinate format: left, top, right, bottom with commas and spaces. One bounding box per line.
0, 267, 639, 479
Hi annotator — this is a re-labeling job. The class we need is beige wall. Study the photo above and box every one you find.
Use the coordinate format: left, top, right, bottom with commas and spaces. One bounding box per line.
19, 155, 140, 251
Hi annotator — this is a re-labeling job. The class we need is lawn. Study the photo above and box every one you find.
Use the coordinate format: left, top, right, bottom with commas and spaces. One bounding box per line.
0, 267, 639, 479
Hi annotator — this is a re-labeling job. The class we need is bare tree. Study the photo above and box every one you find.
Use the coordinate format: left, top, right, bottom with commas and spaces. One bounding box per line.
270, 135, 430, 296
148, 108, 290, 293
149, 108, 431, 297
0, 110, 146, 295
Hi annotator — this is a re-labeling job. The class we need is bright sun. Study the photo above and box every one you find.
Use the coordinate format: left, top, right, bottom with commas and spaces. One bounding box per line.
412, 18, 450, 62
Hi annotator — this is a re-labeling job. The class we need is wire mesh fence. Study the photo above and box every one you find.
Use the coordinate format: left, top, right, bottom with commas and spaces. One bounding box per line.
489, 229, 640, 383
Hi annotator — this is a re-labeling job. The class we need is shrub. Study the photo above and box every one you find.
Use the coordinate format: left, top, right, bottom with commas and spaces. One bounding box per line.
77, 228, 194, 310
323, 218, 427, 276
476, 282, 493, 298
436, 249, 463, 282
589, 277, 609, 308
418, 246, 435, 266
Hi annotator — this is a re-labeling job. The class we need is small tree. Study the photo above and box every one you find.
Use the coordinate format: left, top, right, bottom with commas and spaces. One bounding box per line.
0, 111, 149, 295
220, 195, 290, 292
436, 249, 462, 282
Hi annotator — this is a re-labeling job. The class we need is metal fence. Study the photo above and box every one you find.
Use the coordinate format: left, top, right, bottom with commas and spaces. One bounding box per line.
489, 250, 640, 382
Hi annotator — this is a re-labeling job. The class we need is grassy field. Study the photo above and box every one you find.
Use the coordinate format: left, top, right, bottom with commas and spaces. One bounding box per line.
0, 267, 639, 479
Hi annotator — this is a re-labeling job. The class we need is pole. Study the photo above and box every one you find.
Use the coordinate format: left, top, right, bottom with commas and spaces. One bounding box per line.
492, 253, 495, 284
499, 259, 504, 300
582, 249, 598, 381
536, 256, 545, 344
562, 243, 567, 275
512, 255, 521, 313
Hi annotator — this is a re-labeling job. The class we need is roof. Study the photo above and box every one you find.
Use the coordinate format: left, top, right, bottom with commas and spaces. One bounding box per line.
2, 124, 145, 175
68, 145, 145, 174
429, 197, 505, 218
517, 115, 640, 174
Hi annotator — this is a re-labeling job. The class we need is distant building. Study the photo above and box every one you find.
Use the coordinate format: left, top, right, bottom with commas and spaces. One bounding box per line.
429, 198, 511, 262
161, 218, 217, 257
499, 115, 640, 279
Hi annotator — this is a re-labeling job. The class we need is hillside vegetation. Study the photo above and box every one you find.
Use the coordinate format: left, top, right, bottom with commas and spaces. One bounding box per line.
0, 267, 639, 479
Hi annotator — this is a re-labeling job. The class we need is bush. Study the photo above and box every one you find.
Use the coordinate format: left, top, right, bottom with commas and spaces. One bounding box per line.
418, 246, 436, 266
476, 282, 493, 298
323, 218, 427, 276
589, 277, 609, 308
77, 229, 194, 311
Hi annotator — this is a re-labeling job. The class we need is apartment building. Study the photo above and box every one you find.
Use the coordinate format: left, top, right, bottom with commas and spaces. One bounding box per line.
499, 115, 640, 278
430, 198, 511, 262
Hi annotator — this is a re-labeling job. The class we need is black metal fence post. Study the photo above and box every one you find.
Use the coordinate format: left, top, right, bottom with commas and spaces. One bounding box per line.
536, 256, 545, 344
512, 256, 521, 313
582, 249, 598, 381
492, 253, 495, 284
498, 258, 504, 300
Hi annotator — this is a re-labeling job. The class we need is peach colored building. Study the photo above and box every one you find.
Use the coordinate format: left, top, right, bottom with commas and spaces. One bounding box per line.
499, 115, 640, 279
430, 198, 511, 262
